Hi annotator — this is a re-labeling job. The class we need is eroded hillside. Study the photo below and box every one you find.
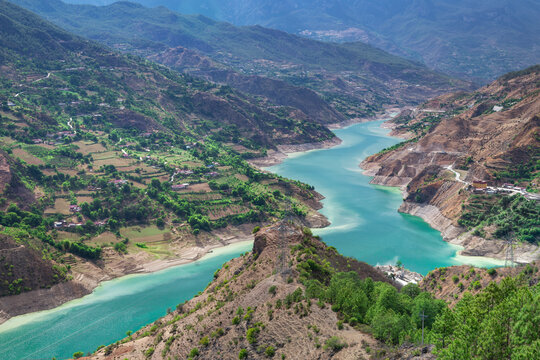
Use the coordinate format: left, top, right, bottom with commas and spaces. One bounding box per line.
0, 1, 332, 320
362, 65, 540, 262
88, 223, 425, 360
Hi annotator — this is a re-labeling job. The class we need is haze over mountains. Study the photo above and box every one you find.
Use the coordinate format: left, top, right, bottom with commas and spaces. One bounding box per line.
11, 0, 469, 121
0, 1, 539, 359
63, 0, 540, 82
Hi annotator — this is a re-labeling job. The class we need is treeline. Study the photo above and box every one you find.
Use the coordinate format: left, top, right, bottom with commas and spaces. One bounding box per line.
293, 233, 540, 358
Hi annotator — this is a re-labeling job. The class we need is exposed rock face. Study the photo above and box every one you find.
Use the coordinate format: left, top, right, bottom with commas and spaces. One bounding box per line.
0, 152, 11, 195
362, 66, 540, 262
90, 222, 392, 360
0, 281, 91, 324
0, 151, 35, 209
0, 235, 61, 298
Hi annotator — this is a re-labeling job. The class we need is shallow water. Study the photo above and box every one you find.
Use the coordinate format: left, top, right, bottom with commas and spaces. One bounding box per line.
268, 120, 504, 274
0, 241, 252, 360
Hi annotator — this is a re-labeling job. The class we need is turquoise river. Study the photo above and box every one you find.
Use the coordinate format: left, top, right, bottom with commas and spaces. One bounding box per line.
0, 120, 503, 359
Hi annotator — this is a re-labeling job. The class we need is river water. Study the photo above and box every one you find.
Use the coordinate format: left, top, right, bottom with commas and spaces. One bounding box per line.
0, 120, 502, 360
268, 120, 503, 274
0, 241, 252, 360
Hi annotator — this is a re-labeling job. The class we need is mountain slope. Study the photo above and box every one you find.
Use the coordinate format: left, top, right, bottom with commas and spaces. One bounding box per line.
64, 0, 540, 82
88, 223, 403, 359
88, 222, 540, 360
11, 0, 470, 119
362, 65, 540, 262
0, 0, 331, 311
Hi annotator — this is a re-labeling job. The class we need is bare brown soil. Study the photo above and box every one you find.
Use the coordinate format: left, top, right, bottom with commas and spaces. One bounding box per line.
89, 222, 393, 360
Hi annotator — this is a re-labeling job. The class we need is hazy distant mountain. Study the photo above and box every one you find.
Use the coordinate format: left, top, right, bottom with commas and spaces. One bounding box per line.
11, 0, 469, 119
63, 0, 540, 82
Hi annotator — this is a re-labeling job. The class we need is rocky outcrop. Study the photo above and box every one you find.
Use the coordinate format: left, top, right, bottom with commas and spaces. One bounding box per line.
90, 222, 393, 359
398, 202, 462, 241
362, 66, 540, 263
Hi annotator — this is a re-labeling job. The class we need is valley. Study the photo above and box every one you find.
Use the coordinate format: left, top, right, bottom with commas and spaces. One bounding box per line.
12, 0, 471, 122
0, 1, 539, 359
362, 65, 540, 262
0, 0, 332, 322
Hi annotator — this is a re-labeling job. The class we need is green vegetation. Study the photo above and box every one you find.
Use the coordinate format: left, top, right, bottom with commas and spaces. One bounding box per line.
376, 137, 418, 156
264, 345, 276, 357
238, 349, 248, 359
188, 347, 199, 358
0, 0, 329, 297
291, 234, 540, 357
323, 336, 347, 352
246, 326, 260, 344
433, 278, 540, 359
459, 195, 539, 244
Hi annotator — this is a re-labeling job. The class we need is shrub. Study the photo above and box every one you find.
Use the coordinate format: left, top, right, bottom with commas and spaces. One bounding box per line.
324, 336, 347, 352
238, 349, 248, 359
189, 347, 200, 357
232, 316, 240, 325
268, 285, 277, 295
265, 346, 276, 357
72, 352, 84, 359
487, 268, 497, 276
144, 347, 154, 358
246, 327, 260, 344
452, 275, 459, 283
199, 336, 209, 347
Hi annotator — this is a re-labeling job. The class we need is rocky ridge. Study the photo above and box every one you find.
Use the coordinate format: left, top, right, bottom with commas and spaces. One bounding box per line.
361, 66, 540, 263
89, 222, 394, 360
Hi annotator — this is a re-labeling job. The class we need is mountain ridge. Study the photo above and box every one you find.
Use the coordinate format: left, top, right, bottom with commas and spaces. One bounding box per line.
63, 0, 540, 82
0, 0, 333, 318
11, 0, 470, 120
361, 64, 540, 262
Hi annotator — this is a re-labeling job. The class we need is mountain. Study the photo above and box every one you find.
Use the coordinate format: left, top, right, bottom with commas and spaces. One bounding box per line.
88, 222, 540, 360
0, 0, 332, 315
62, 0, 540, 82
148, 46, 346, 125
362, 65, 540, 262
10, 0, 470, 120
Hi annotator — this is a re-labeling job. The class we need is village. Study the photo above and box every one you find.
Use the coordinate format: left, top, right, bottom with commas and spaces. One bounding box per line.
446, 165, 540, 201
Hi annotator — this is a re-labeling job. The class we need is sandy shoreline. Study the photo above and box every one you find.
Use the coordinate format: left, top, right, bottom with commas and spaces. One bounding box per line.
0, 229, 254, 325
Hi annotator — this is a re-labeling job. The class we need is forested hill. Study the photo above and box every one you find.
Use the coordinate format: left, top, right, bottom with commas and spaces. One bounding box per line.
89, 222, 540, 360
11, 0, 470, 120
0, 0, 331, 305
62, 0, 540, 82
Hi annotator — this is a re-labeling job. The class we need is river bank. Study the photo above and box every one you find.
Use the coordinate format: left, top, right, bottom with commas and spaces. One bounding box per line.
0, 240, 254, 360
0, 225, 255, 325
249, 108, 401, 168
360, 116, 538, 264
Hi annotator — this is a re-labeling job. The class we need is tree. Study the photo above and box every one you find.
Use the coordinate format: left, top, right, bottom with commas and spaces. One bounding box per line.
238, 349, 248, 359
